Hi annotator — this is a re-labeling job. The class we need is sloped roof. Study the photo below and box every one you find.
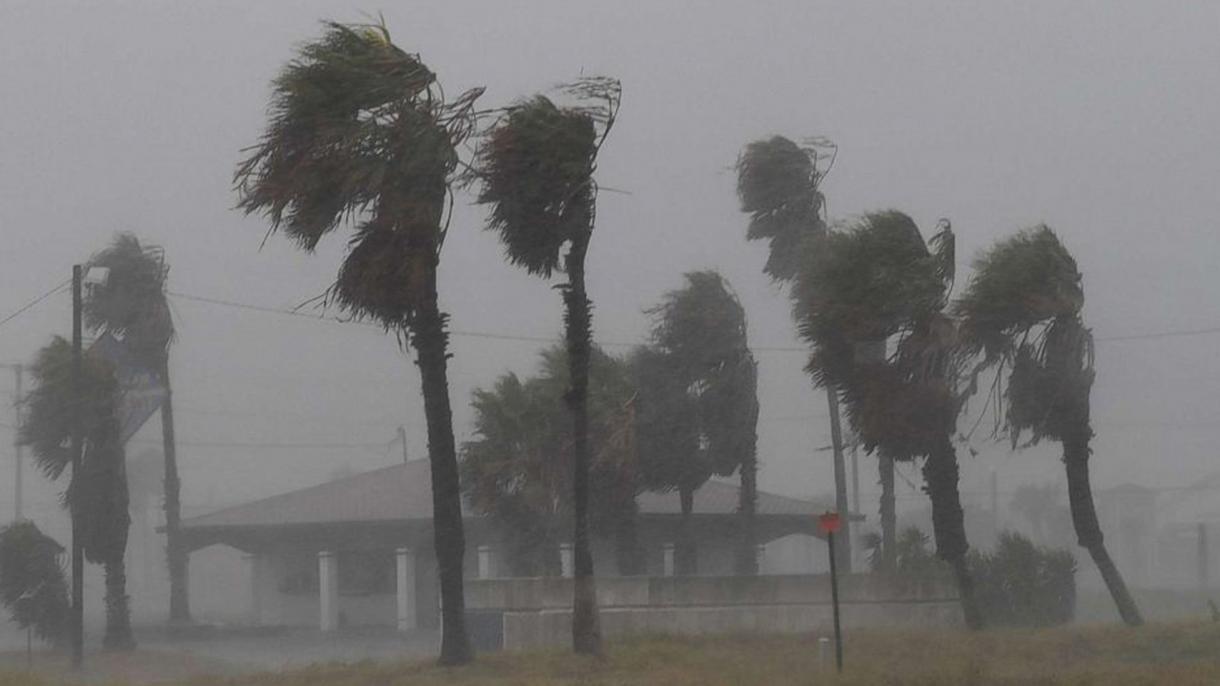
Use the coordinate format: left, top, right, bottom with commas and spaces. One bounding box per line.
181, 459, 826, 531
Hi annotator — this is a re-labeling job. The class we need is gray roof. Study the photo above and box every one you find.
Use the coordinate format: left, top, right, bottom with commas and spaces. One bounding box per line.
181, 459, 828, 531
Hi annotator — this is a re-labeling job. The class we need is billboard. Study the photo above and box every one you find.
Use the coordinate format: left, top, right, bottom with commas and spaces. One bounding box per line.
89, 332, 167, 443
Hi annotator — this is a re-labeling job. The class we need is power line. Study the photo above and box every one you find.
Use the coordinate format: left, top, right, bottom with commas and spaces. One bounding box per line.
0, 279, 70, 329
167, 289, 1220, 352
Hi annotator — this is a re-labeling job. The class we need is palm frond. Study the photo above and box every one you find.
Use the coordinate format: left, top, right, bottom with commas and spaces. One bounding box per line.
85, 233, 174, 365
955, 225, 1083, 357
735, 136, 830, 281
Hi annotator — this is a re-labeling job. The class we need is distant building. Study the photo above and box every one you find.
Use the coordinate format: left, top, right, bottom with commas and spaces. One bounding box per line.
177, 459, 829, 631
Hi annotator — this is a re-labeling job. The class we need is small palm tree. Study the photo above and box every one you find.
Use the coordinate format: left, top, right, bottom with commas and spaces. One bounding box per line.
234, 21, 482, 664
83, 233, 189, 622
646, 271, 760, 575
20, 338, 136, 650
0, 521, 70, 647
956, 226, 1143, 626
792, 211, 983, 629
474, 77, 621, 655
735, 136, 856, 570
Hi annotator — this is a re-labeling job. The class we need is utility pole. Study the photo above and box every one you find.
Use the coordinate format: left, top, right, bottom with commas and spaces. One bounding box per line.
397, 425, 409, 463
14, 364, 22, 521
1199, 522, 1209, 596
70, 265, 84, 670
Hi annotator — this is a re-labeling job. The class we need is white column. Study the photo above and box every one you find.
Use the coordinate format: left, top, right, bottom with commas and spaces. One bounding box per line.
318, 550, 338, 632
396, 548, 416, 632
662, 543, 676, 577
477, 545, 494, 579
560, 543, 574, 578
245, 554, 264, 626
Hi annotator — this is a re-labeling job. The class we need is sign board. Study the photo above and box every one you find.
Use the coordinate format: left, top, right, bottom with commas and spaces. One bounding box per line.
89, 332, 167, 443
818, 511, 841, 535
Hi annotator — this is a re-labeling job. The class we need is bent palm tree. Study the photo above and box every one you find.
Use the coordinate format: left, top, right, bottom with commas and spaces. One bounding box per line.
956, 226, 1143, 626
234, 21, 482, 664
793, 211, 983, 628
735, 136, 854, 570
21, 338, 135, 649
83, 234, 188, 622
647, 271, 760, 574
475, 78, 621, 655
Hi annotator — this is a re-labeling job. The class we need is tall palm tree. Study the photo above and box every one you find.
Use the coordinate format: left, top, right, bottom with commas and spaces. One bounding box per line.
735, 136, 855, 570
792, 211, 983, 629
20, 338, 136, 649
83, 233, 189, 622
646, 271, 760, 575
234, 21, 482, 664
956, 226, 1143, 626
474, 77, 621, 655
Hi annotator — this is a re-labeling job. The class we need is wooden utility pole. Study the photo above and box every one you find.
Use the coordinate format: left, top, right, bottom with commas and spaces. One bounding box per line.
70, 265, 84, 670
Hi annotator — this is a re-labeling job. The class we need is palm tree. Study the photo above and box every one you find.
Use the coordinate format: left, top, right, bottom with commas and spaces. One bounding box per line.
20, 338, 136, 650
646, 271, 760, 575
956, 226, 1143, 626
0, 521, 70, 647
234, 21, 482, 664
630, 345, 706, 574
792, 211, 983, 629
83, 233, 189, 622
735, 136, 855, 570
461, 346, 637, 576
474, 77, 621, 655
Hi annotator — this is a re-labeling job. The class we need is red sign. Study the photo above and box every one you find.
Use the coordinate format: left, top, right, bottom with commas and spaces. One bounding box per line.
818, 512, 841, 535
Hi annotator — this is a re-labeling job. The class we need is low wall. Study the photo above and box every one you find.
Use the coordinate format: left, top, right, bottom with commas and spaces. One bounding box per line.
465, 574, 961, 651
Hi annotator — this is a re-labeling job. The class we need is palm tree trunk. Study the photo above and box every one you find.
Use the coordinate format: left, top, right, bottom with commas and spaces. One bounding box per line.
1063, 430, 1143, 626
158, 359, 190, 624
102, 557, 136, 651
826, 389, 852, 572
678, 485, 697, 575
563, 232, 601, 656
735, 454, 758, 575
411, 270, 472, 666
923, 436, 983, 629
879, 452, 896, 573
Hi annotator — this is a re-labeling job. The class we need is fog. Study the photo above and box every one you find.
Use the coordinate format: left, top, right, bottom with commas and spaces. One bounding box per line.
1, 0, 1218, 678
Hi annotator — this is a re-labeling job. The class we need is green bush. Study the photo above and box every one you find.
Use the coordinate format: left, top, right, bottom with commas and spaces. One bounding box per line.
866, 527, 1075, 627
970, 531, 1076, 627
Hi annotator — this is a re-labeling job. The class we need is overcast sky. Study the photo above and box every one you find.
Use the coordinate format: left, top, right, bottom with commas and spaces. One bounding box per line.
1, 1, 1218, 528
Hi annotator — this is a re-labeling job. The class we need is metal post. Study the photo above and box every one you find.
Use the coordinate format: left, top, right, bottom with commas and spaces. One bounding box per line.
1199, 522, 1209, 595
827, 530, 843, 673
70, 265, 84, 670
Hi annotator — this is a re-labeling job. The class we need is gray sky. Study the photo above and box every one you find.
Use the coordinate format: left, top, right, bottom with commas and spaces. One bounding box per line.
1, 1, 1218, 526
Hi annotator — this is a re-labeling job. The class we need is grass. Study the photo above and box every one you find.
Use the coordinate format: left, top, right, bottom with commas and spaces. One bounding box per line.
6, 622, 1220, 685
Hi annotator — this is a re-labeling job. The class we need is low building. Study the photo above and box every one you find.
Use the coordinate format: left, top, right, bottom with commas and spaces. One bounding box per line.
178, 459, 829, 631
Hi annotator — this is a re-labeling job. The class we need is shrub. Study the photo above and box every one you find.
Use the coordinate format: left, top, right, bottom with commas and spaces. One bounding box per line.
970, 531, 1076, 627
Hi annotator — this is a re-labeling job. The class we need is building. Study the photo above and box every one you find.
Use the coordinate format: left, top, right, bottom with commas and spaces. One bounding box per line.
178, 459, 829, 631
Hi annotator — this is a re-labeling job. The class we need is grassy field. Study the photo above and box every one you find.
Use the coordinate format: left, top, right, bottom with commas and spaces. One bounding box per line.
5, 622, 1220, 685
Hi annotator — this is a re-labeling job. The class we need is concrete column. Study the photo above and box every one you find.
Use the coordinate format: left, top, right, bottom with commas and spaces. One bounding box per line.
477, 545, 493, 580
662, 543, 675, 577
560, 543, 574, 578
318, 550, 338, 632
245, 553, 264, 626
396, 548, 416, 632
